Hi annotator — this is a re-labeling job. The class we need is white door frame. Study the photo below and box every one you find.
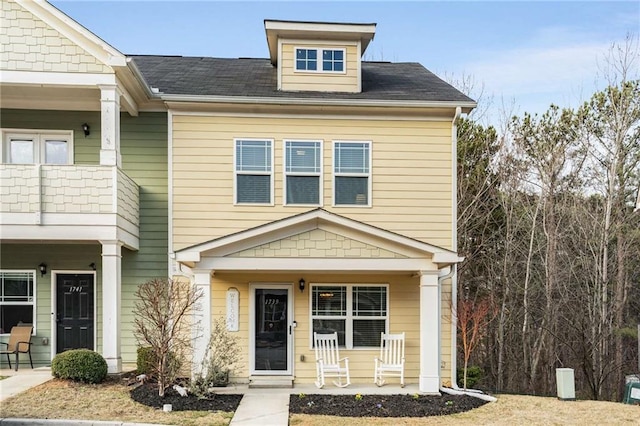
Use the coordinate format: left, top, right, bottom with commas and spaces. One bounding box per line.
50, 270, 97, 362
248, 283, 294, 375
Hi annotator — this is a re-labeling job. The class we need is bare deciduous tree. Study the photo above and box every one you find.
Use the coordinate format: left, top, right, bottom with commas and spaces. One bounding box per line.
133, 278, 203, 397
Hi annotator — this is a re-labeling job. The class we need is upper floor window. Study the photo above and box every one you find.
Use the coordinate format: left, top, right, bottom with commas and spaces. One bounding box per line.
284, 140, 322, 205
235, 139, 273, 205
296, 48, 317, 71
295, 48, 345, 73
322, 50, 344, 72
0, 271, 36, 335
2, 130, 73, 164
333, 141, 371, 206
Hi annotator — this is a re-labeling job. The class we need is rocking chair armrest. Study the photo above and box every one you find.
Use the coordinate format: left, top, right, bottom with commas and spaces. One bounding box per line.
338, 356, 349, 362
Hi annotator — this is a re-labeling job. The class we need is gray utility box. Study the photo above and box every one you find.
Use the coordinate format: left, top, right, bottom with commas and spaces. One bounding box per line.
556, 368, 576, 400
623, 381, 640, 405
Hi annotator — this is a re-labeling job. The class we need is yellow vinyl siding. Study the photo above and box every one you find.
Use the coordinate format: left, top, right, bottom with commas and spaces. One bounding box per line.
209, 272, 423, 384
280, 42, 359, 92
171, 114, 454, 251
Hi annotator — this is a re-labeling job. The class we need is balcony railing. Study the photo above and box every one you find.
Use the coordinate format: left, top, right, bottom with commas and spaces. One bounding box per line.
0, 164, 139, 228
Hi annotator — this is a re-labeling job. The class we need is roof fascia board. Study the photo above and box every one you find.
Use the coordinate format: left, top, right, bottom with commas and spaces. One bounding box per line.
265, 20, 377, 34
16, 0, 126, 67
1, 69, 117, 86
162, 94, 476, 113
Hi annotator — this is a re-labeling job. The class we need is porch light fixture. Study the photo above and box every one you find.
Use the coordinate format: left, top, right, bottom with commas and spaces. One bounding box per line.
38, 263, 47, 277
82, 123, 90, 137
89, 262, 96, 271
299, 278, 305, 292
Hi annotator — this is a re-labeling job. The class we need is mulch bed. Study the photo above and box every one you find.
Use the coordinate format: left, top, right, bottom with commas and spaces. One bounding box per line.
289, 393, 489, 417
130, 383, 242, 412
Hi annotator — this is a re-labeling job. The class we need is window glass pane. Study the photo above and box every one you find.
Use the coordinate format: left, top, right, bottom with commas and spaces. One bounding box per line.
44, 140, 68, 164
237, 175, 271, 203
334, 50, 343, 60
323, 61, 332, 71
0, 272, 33, 302
236, 140, 271, 172
313, 319, 346, 346
308, 50, 317, 60
296, 49, 306, 59
334, 62, 343, 72
353, 319, 385, 347
286, 141, 320, 173
286, 176, 319, 204
335, 176, 368, 205
9, 139, 34, 163
353, 286, 387, 316
0, 306, 33, 335
335, 142, 369, 173
312, 286, 346, 316
308, 60, 316, 70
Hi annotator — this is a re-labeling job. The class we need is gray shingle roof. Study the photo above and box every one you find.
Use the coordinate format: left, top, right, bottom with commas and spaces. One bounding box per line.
130, 55, 474, 103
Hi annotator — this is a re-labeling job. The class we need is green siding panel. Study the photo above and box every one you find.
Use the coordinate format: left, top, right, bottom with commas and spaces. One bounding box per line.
1, 109, 168, 367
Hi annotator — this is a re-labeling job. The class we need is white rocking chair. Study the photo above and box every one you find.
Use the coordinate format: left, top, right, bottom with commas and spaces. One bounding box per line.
374, 332, 405, 387
314, 332, 350, 388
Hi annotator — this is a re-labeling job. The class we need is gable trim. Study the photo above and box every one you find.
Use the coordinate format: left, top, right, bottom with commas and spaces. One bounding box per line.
175, 209, 462, 265
16, 0, 126, 67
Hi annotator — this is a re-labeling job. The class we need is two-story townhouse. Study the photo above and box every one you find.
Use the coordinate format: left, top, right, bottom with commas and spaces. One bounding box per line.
131, 20, 475, 393
0, 0, 167, 373
1, 1, 474, 394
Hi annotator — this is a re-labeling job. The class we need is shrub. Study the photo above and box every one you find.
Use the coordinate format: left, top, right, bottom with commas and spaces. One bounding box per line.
456, 365, 484, 389
191, 317, 241, 396
136, 346, 155, 375
52, 349, 108, 384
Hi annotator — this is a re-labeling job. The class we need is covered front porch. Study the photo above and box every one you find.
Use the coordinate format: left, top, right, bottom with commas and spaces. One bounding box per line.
175, 209, 462, 393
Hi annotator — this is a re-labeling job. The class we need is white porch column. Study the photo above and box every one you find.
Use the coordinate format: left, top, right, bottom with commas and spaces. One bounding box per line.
99, 85, 121, 167
101, 240, 122, 373
419, 271, 440, 393
192, 270, 212, 373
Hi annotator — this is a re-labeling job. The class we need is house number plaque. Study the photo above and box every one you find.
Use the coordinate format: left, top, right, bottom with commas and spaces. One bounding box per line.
226, 288, 239, 332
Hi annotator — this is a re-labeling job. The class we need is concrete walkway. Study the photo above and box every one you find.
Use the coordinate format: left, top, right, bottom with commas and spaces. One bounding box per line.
0, 367, 53, 403
229, 391, 290, 426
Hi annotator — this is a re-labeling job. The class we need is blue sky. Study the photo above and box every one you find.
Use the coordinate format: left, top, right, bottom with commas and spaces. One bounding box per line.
50, 1, 639, 124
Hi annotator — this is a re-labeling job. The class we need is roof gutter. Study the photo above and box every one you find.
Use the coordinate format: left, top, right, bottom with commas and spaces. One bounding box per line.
160, 93, 476, 113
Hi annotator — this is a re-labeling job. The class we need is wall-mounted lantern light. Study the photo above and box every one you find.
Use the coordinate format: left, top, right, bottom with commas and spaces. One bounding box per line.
299, 278, 306, 293
82, 123, 90, 137
38, 263, 47, 277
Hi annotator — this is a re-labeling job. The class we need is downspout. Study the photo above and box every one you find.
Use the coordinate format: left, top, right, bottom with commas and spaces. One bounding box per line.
440, 107, 495, 402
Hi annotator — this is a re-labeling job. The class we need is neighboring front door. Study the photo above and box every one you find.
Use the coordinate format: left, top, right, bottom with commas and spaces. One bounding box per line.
56, 274, 94, 353
251, 285, 292, 375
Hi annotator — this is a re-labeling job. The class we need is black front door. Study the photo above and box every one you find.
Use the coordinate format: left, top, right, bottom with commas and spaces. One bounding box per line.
254, 288, 290, 373
56, 274, 94, 353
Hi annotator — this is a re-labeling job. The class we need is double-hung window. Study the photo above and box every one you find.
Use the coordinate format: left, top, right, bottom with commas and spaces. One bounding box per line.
2, 131, 72, 164
295, 48, 345, 73
333, 141, 371, 206
0, 271, 35, 335
284, 140, 322, 205
311, 284, 388, 348
235, 139, 273, 204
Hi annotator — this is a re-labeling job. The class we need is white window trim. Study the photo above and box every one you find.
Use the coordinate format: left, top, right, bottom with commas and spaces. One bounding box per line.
332, 140, 372, 208
0, 269, 37, 336
293, 47, 347, 74
309, 283, 388, 350
283, 139, 323, 207
1, 128, 74, 165
233, 138, 275, 206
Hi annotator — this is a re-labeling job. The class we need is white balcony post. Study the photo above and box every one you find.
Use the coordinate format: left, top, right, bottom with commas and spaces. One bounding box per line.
99, 85, 121, 167
101, 240, 122, 373
192, 270, 212, 375
419, 271, 440, 393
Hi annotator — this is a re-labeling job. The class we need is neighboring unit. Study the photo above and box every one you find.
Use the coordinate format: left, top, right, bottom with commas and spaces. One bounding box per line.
1, 1, 475, 394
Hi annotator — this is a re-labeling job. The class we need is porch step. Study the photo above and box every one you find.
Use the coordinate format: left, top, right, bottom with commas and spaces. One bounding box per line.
249, 375, 294, 388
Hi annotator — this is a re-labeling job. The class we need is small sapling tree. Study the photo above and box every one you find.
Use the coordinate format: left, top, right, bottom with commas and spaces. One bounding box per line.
457, 297, 496, 389
133, 278, 202, 396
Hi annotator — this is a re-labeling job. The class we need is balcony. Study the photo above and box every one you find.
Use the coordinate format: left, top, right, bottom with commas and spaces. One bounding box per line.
0, 164, 139, 249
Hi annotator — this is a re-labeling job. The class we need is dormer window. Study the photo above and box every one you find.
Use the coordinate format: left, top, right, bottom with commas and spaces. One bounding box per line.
295, 48, 345, 73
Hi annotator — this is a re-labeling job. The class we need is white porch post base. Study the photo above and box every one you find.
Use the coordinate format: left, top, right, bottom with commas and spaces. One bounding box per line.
419, 271, 440, 394
419, 376, 441, 394
101, 240, 122, 374
192, 270, 212, 375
